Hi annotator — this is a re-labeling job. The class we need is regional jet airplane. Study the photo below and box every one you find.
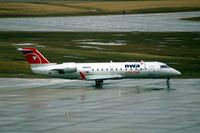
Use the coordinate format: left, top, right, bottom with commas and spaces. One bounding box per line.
18, 48, 181, 87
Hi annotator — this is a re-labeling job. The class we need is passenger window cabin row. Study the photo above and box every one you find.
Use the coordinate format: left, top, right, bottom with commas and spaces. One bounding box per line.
91, 67, 141, 72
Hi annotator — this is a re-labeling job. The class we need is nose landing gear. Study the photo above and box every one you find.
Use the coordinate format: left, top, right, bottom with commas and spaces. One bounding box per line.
166, 78, 170, 91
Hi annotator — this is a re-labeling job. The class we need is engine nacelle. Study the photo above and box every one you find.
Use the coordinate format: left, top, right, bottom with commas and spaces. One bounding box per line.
62, 63, 77, 73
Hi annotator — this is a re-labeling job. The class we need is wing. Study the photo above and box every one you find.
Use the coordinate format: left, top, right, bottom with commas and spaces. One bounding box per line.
80, 72, 122, 80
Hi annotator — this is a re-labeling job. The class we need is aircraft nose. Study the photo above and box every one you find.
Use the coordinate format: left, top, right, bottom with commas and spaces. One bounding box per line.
176, 70, 181, 75
172, 69, 181, 76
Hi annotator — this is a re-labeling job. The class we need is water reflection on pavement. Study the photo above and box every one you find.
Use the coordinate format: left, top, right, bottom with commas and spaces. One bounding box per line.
0, 78, 200, 133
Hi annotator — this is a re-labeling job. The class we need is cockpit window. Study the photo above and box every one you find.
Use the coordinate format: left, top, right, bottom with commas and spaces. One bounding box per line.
160, 65, 169, 69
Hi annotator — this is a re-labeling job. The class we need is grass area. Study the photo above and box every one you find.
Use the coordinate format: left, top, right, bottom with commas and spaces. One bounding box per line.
181, 17, 200, 22
0, 32, 199, 78
0, 0, 200, 17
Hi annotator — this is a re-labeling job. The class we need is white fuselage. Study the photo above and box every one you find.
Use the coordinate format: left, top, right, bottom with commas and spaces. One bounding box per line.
31, 61, 181, 80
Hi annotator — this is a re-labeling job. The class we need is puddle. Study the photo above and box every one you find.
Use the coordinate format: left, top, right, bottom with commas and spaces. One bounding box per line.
164, 37, 182, 42
74, 39, 98, 42
112, 34, 126, 37
164, 37, 179, 40
165, 39, 182, 42
193, 38, 200, 40
159, 41, 167, 44
12, 43, 36, 46
63, 56, 85, 59
79, 42, 126, 46
157, 45, 167, 48
181, 45, 186, 48
155, 48, 161, 51
78, 46, 103, 50
76, 39, 126, 46
12, 43, 45, 47
145, 39, 153, 41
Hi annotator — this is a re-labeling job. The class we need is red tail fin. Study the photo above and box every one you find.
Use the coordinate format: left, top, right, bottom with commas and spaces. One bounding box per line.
18, 48, 49, 64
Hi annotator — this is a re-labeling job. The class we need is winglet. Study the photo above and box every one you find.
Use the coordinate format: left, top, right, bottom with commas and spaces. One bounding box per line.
80, 72, 87, 80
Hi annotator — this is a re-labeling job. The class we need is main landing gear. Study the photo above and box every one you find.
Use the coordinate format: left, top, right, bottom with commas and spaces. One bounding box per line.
95, 80, 104, 87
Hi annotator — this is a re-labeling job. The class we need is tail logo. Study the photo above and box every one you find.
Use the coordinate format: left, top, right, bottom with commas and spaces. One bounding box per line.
33, 55, 38, 61
25, 53, 42, 64
18, 48, 49, 64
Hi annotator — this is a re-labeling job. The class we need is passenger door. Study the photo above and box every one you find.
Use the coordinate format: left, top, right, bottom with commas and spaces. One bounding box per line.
149, 66, 155, 76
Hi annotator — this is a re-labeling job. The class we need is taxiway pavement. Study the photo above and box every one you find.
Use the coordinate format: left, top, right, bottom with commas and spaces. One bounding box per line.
0, 78, 200, 133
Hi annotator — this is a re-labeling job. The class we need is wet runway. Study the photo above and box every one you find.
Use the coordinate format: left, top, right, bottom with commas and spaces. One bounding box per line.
0, 78, 200, 133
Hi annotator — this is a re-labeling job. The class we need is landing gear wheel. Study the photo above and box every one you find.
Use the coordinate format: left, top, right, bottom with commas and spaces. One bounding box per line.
95, 80, 103, 87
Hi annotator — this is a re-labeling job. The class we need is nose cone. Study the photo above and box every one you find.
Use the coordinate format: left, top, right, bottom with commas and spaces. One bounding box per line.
172, 69, 181, 76
176, 70, 181, 75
